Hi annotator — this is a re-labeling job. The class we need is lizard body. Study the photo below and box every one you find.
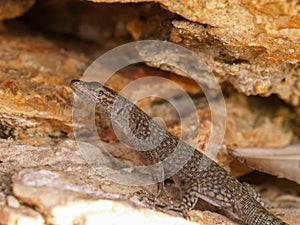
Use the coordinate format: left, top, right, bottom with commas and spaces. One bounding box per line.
71, 80, 288, 225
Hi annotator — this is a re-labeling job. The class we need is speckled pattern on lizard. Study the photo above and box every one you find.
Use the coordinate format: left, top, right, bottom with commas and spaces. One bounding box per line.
71, 80, 289, 225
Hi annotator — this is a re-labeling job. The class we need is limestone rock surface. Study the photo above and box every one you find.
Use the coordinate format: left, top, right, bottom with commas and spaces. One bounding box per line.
124, 0, 300, 105
27, 0, 300, 104
0, 2, 299, 224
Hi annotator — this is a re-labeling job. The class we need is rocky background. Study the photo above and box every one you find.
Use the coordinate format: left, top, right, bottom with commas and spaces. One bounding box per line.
0, 0, 299, 224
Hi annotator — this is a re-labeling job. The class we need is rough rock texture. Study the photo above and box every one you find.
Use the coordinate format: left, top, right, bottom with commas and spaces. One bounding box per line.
0, 21, 88, 140
0, 205, 44, 225
144, 19, 300, 106
169, 90, 299, 177
10, 169, 198, 225
0, 1, 299, 225
124, 0, 300, 106
27, 0, 300, 105
0, 0, 35, 20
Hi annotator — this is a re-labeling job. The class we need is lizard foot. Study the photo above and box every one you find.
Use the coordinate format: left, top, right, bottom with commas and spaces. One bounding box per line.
135, 189, 168, 209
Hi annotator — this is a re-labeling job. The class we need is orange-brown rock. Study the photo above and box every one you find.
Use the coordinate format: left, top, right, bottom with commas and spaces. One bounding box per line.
0, 22, 89, 139
0, 0, 35, 20
0, 4, 299, 224
26, 0, 300, 105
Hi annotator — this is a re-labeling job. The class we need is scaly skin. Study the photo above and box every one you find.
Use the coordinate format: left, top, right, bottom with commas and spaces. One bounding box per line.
71, 80, 288, 225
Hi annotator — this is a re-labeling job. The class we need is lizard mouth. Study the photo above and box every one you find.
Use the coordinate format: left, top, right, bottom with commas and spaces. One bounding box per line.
71, 79, 100, 105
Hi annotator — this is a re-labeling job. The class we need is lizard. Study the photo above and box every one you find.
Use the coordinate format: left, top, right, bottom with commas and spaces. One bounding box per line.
71, 79, 289, 225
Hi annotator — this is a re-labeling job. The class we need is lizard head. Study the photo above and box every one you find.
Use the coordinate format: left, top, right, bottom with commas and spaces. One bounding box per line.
71, 80, 118, 114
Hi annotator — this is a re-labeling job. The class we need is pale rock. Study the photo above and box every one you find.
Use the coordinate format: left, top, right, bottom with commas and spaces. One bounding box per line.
0, 205, 44, 225
6, 195, 20, 208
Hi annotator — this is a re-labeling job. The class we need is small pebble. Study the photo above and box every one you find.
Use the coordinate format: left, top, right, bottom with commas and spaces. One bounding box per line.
6, 195, 20, 208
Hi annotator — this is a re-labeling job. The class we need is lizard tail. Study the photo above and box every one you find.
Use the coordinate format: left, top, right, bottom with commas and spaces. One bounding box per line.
233, 195, 289, 225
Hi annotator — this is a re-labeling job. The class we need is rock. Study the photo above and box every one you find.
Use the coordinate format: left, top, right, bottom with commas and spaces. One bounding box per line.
0, 205, 44, 225
0, 18, 298, 180
6, 195, 20, 208
187, 210, 239, 225
26, 1, 158, 45
168, 19, 300, 106
128, 16, 300, 105
0, 21, 88, 140
26, 0, 300, 106
127, 0, 300, 105
169, 90, 298, 177
0, 10, 299, 225
12, 169, 197, 225
0, 0, 35, 20
9, 168, 299, 225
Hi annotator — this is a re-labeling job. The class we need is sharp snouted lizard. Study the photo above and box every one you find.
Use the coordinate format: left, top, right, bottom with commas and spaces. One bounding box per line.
71, 79, 289, 225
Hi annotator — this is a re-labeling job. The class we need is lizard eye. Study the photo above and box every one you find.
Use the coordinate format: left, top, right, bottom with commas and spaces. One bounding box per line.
98, 90, 104, 95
